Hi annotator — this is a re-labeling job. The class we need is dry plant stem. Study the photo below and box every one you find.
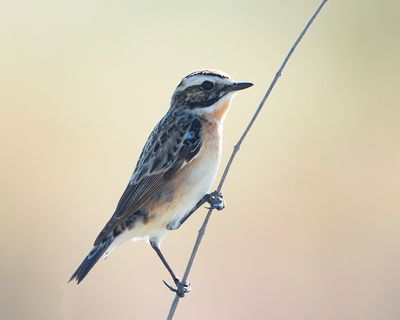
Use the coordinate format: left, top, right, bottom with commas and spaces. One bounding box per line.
166, 1, 329, 319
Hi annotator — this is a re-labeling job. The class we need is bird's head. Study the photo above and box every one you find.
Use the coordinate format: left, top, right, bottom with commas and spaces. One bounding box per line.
170, 70, 253, 122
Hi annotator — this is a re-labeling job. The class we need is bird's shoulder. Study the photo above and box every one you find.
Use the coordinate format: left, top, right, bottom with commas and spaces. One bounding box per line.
130, 110, 203, 184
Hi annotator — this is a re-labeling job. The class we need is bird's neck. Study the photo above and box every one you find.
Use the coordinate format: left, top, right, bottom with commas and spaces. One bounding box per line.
201, 99, 231, 125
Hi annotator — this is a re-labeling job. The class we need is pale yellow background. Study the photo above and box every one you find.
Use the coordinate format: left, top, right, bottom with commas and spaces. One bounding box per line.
1, 1, 399, 319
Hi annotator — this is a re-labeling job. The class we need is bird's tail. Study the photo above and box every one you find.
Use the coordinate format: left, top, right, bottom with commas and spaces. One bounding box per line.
69, 237, 113, 284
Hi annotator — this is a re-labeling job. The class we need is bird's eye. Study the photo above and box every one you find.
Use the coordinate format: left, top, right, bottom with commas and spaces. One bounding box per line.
200, 81, 214, 91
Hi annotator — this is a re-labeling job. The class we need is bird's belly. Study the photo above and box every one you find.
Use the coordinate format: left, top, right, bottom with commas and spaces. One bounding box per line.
168, 149, 220, 223
141, 135, 221, 240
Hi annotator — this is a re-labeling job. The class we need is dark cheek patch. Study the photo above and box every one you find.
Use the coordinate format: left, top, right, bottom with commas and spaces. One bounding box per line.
172, 85, 221, 109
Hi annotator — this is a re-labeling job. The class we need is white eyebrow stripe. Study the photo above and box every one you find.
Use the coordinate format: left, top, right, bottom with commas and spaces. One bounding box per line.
178, 75, 233, 91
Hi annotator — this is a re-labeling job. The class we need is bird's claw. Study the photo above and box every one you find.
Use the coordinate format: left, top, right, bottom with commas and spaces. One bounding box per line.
205, 191, 225, 211
163, 278, 191, 298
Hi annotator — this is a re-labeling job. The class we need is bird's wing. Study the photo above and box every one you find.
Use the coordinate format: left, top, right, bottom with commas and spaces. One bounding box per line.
94, 113, 202, 246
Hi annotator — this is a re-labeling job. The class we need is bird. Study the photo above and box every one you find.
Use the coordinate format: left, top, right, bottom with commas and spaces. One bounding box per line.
69, 69, 253, 296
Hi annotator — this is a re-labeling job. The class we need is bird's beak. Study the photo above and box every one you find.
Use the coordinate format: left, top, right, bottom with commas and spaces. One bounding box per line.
229, 82, 254, 92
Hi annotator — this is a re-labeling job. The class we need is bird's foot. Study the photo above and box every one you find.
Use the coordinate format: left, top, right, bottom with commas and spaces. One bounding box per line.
163, 277, 191, 297
206, 191, 225, 211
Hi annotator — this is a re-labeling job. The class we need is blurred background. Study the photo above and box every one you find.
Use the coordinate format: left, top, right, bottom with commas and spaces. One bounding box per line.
1, 0, 399, 319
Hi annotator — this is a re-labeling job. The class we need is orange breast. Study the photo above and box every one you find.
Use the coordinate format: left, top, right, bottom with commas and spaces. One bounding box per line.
210, 100, 230, 121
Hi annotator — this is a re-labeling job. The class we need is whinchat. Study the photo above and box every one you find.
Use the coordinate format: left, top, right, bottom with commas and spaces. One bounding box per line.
70, 70, 253, 296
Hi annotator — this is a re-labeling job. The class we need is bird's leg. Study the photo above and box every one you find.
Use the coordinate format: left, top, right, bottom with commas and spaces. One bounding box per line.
150, 240, 191, 297
205, 191, 225, 211
177, 191, 225, 228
